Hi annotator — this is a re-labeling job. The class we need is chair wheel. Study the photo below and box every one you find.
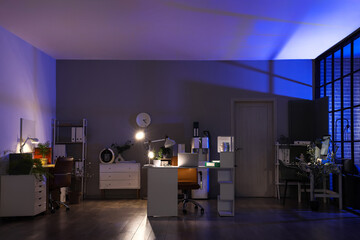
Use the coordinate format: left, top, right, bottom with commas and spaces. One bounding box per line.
200, 209, 204, 214
51, 209, 55, 214
56, 206, 60, 210
66, 208, 70, 212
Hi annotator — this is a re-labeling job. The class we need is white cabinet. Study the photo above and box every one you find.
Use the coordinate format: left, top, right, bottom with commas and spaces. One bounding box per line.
99, 163, 140, 196
217, 152, 235, 216
0, 175, 46, 217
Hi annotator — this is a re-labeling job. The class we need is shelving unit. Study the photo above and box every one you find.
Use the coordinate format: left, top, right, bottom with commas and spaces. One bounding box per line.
217, 136, 235, 216
52, 119, 87, 198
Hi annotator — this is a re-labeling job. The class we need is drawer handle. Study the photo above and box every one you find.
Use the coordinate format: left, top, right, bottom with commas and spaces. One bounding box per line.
38, 204, 42, 207
38, 197, 42, 200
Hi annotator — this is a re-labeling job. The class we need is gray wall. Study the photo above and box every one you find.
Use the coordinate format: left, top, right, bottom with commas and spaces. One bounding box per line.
0, 26, 56, 173
56, 60, 312, 198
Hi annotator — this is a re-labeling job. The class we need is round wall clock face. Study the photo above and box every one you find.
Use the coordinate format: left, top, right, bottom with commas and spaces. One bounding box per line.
136, 112, 151, 127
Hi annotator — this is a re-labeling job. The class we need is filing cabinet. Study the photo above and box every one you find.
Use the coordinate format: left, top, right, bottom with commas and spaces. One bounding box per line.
0, 175, 46, 217
99, 163, 140, 196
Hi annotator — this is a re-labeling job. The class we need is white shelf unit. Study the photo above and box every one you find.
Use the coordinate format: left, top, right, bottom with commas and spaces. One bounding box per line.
99, 162, 140, 198
217, 136, 235, 217
0, 175, 46, 217
52, 119, 88, 198
275, 142, 309, 202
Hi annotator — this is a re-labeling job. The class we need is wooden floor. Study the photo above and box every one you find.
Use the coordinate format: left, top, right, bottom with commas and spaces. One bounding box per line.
1, 198, 360, 240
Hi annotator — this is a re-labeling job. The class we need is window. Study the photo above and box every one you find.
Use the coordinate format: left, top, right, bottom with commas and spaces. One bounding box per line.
315, 30, 360, 165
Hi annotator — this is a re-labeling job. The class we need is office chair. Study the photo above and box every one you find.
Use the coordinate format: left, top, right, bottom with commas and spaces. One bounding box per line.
178, 168, 204, 214
49, 157, 74, 213
279, 160, 309, 205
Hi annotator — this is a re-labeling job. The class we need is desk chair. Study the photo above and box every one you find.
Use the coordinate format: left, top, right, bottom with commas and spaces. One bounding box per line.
178, 168, 204, 214
49, 157, 74, 213
279, 160, 309, 205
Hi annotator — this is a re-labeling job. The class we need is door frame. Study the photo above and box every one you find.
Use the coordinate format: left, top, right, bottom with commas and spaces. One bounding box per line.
230, 99, 277, 197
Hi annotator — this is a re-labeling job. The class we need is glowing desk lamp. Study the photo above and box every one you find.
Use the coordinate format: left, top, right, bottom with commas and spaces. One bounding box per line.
135, 130, 176, 166
20, 137, 39, 153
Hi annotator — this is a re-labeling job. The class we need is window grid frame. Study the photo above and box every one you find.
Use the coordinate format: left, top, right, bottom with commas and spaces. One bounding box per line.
315, 29, 360, 162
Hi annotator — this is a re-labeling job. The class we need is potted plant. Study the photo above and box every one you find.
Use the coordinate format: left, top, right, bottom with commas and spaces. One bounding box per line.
111, 140, 133, 162
8, 153, 50, 181
297, 141, 340, 211
36, 141, 51, 165
158, 146, 172, 159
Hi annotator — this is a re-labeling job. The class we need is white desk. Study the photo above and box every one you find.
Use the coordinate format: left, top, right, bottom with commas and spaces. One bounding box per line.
147, 166, 178, 217
144, 164, 235, 217
310, 166, 343, 209
0, 175, 46, 217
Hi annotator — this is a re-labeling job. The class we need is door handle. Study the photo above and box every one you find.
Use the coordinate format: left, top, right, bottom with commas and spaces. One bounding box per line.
235, 147, 243, 151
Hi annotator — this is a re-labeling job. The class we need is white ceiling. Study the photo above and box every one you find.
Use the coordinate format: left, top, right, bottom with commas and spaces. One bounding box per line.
0, 0, 359, 60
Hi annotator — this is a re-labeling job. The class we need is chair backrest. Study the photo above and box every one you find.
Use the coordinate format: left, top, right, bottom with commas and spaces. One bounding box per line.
52, 157, 74, 189
279, 160, 307, 181
178, 168, 198, 183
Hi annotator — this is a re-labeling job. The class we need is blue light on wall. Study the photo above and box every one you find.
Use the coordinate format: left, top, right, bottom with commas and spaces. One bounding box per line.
273, 77, 312, 99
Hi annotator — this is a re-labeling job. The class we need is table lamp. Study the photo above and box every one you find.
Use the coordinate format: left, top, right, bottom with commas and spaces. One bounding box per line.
20, 137, 39, 153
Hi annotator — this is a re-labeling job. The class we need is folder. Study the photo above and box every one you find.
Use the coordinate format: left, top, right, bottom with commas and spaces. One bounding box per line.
76, 127, 83, 142
71, 127, 76, 142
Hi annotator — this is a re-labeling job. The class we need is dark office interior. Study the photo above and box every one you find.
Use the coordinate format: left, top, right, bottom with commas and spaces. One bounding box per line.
1, 1, 360, 239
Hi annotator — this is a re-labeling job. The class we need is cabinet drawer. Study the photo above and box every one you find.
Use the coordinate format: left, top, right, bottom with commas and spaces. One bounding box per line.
99, 179, 139, 189
33, 202, 46, 215
100, 163, 139, 173
34, 179, 46, 192
35, 189, 46, 200
100, 172, 138, 181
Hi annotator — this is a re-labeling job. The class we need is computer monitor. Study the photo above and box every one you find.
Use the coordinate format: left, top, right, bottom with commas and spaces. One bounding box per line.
320, 135, 330, 157
178, 153, 199, 167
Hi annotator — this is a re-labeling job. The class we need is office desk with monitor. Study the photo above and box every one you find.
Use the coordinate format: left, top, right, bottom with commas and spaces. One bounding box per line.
144, 164, 235, 217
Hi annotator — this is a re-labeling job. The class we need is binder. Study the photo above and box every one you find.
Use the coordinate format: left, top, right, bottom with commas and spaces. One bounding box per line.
71, 127, 76, 142
76, 127, 83, 142
54, 144, 66, 160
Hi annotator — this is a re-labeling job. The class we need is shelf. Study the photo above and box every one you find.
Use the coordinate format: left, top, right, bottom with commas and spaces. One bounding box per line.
217, 196, 234, 216
218, 211, 234, 217
55, 142, 85, 144
56, 124, 83, 127
218, 180, 233, 184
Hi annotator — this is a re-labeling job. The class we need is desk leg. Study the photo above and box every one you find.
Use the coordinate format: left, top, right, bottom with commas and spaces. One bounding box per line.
339, 170, 343, 210
323, 177, 327, 204
277, 184, 281, 200
310, 173, 314, 201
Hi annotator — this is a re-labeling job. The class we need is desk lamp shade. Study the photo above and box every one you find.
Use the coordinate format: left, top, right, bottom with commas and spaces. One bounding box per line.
20, 137, 39, 153
164, 138, 176, 148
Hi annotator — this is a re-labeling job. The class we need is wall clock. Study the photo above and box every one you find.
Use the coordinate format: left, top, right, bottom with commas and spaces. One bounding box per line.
136, 112, 151, 128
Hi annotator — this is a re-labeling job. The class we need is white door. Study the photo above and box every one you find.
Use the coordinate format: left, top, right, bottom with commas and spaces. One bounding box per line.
234, 101, 274, 197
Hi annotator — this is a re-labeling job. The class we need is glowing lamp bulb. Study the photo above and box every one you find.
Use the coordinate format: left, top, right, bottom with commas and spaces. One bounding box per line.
148, 151, 155, 159
135, 131, 145, 140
